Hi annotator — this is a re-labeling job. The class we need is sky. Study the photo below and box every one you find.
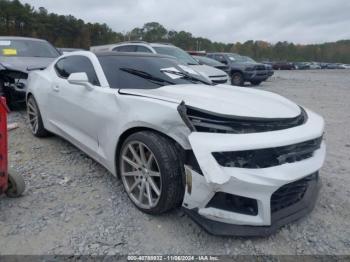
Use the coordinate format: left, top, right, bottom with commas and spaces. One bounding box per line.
21, 0, 350, 44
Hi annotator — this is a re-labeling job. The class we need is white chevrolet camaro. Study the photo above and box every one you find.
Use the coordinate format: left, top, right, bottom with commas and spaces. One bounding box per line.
26, 51, 326, 236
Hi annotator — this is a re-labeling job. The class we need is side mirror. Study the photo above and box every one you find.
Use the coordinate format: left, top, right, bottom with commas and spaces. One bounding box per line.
67, 72, 93, 90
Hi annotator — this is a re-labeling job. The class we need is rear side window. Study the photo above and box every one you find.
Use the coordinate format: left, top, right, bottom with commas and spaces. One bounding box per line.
113, 45, 137, 52
136, 46, 152, 53
54, 56, 100, 86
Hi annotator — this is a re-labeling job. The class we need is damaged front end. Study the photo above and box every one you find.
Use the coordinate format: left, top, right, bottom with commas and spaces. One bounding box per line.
178, 102, 326, 236
0, 63, 28, 107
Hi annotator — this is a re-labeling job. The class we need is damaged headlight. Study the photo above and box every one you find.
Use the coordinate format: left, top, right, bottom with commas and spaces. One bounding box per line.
212, 137, 322, 168
177, 102, 308, 134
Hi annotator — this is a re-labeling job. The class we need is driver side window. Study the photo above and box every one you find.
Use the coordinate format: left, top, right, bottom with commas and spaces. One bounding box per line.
113, 45, 137, 52
54, 56, 100, 86
215, 55, 227, 64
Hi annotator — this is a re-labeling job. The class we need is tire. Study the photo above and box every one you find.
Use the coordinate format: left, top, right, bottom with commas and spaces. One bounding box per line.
0, 78, 4, 97
231, 72, 244, 86
250, 80, 262, 86
6, 168, 25, 198
119, 131, 184, 214
27, 96, 50, 137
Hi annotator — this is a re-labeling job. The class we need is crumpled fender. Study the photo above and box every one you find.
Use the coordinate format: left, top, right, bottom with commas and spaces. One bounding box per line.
188, 133, 231, 185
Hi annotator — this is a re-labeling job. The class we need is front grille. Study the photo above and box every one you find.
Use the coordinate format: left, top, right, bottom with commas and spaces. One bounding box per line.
206, 192, 258, 216
212, 137, 322, 168
271, 173, 318, 213
210, 76, 228, 84
211, 79, 227, 84
180, 105, 307, 134
255, 65, 266, 70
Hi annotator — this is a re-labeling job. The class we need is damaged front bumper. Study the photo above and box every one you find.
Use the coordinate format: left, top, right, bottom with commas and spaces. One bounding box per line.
0, 64, 27, 105
182, 109, 325, 236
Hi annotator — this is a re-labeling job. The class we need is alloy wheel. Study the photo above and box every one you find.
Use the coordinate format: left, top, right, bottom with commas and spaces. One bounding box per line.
120, 141, 162, 209
27, 98, 39, 134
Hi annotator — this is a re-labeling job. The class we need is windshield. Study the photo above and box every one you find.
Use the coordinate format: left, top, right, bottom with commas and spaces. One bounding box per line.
152, 46, 199, 65
194, 56, 223, 67
98, 55, 211, 89
240, 56, 257, 63
227, 54, 249, 63
0, 39, 60, 58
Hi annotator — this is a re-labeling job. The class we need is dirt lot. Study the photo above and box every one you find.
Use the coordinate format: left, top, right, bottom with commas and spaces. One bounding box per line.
0, 70, 349, 255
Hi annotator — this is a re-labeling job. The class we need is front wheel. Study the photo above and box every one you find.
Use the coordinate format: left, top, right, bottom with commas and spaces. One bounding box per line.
27, 96, 50, 137
119, 131, 184, 214
231, 72, 244, 86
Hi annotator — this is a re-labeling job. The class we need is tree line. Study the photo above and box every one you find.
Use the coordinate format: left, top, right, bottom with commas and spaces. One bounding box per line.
1, 0, 350, 63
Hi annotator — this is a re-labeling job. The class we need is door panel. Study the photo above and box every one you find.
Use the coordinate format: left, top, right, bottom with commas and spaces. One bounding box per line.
48, 55, 110, 157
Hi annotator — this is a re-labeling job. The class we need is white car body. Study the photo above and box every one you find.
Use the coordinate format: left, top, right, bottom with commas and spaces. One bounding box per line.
90, 42, 230, 85
27, 51, 326, 236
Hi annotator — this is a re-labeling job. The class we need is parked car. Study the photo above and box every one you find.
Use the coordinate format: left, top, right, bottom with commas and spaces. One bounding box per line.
294, 62, 310, 70
271, 61, 295, 70
91, 41, 230, 85
207, 53, 270, 86
57, 47, 85, 55
337, 64, 350, 69
342, 64, 350, 69
326, 63, 340, 69
307, 62, 321, 69
319, 63, 329, 69
240, 56, 274, 77
26, 51, 326, 236
0, 36, 60, 107
192, 55, 229, 72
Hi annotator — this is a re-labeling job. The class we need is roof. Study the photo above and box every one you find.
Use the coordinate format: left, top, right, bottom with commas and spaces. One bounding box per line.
0, 36, 48, 42
149, 42, 174, 47
94, 51, 173, 59
207, 52, 238, 55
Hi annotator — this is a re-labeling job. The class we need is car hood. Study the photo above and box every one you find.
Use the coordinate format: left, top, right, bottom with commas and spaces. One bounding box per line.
120, 84, 301, 118
189, 64, 227, 77
0, 56, 56, 73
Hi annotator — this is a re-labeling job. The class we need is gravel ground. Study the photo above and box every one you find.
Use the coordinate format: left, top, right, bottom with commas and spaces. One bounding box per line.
0, 70, 349, 255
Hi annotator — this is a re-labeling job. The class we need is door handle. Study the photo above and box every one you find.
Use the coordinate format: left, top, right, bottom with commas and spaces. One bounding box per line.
53, 85, 60, 92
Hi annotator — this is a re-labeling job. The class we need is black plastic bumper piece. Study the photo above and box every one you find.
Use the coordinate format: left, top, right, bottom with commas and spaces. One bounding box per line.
183, 174, 320, 237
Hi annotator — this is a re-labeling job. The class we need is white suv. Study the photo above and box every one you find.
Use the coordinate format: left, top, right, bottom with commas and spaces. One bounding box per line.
90, 42, 230, 85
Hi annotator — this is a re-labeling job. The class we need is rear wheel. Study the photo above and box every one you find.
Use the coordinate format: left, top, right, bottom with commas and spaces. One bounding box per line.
119, 131, 184, 214
27, 96, 50, 137
231, 72, 244, 86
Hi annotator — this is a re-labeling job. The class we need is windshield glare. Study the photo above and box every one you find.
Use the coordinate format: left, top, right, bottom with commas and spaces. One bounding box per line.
153, 46, 199, 65
98, 56, 210, 89
0, 39, 60, 58
227, 54, 249, 63
194, 56, 222, 66
241, 56, 257, 63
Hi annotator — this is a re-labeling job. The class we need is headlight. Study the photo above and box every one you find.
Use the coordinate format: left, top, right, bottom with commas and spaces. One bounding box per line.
178, 103, 308, 134
212, 136, 322, 168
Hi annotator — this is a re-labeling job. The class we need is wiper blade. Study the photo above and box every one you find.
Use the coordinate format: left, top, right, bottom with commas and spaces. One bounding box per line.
161, 70, 213, 85
120, 68, 175, 86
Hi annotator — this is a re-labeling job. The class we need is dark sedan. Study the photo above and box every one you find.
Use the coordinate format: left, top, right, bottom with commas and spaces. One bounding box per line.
272, 61, 295, 70
0, 36, 60, 108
